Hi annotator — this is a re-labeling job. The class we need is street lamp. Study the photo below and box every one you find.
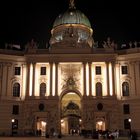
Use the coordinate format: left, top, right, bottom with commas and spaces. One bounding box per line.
128, 118, 131, 123
11, 119, 15, 123
79, 119, 82, 135
128, 118, 131, 134
11, 119, 15, 136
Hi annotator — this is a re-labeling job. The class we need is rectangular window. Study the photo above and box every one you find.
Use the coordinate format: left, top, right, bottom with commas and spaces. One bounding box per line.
121, 66, 128, 74
95, 66, 101, 75
14, 67, 21, 75
123, 104, 130, 114
12, 105, 19, 115
40, 67, 46, 75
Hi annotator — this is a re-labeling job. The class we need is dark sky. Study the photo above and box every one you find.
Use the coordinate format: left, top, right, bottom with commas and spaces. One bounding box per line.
0, 0, 140, 48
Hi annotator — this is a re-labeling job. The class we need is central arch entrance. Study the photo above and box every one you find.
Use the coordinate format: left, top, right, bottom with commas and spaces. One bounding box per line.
95, 117, 106, 131
36, 118, 47, 136
96, 120, 105, 131
61, 92, 81, 135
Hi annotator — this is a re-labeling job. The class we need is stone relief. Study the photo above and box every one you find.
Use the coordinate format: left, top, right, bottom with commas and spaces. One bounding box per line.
60, 64, 81, 91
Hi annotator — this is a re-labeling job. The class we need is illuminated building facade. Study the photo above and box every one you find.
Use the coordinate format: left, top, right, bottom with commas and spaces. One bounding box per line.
0, 1, 140, 136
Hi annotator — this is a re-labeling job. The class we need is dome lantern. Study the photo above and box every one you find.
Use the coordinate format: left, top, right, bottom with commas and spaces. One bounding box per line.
50, 1, 94, 48
69, 0, 76, 9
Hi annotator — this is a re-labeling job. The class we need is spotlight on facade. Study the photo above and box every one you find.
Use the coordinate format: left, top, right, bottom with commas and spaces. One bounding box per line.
61, 119, 64, 123
61, 119, 65, 127
128, 118, 131, 122
98, 121, 103, 126
11, 119, 15, 123
79, 119, 82, 122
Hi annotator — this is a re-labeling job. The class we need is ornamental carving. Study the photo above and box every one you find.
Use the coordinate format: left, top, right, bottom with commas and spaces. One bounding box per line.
60, 64, 81, 91
62, 76, 78, 90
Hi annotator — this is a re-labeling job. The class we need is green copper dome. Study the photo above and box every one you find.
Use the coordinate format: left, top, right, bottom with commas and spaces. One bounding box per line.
53, 9, 91, 28
50, 1, 94, 48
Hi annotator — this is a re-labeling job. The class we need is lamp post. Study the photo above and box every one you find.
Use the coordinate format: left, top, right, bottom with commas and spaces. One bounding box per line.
11, 119, 15, 136
79, 119, 82, 135
128, 118, 131, 136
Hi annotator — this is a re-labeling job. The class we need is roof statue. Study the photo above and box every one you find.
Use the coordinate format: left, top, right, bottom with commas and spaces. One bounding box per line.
69, 0, 76, 9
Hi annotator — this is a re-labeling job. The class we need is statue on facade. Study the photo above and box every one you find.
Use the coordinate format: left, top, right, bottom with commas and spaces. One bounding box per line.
102, 37, 118, 49
24, 39, 38, 53
62, 76, 76, 89
69, 0, 76, 9
134, 41, 138, 48
129, 41, 133, 48
29, 39, 38, 49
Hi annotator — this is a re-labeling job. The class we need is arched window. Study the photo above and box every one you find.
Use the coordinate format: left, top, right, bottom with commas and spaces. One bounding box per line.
13, 83, 20, 97
40, 83, 46, 97
122, 82, 129, 96
96, 82, 102, 96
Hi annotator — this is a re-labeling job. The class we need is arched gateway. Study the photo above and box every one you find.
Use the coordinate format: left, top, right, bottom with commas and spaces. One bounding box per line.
60, 92, 82, 135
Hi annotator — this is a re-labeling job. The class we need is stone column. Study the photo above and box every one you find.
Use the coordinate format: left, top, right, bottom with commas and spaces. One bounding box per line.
134, 61, 140, 95
115, 62, 121, 97
6, 63, 12, 97
0, 63, 2, 98
83, 62, 86, 96
49, 62, 53, 96
32, 62, 36, 96
55, 63, 58, 96
129, 62, 136, 96
106, 62, 110, 96
111, 62, 115, 96
1, 63, 8, 96
22, 64, 26, 98
26, 63, 30, 97
88, 62, 92, 96
92, 63, 95, 96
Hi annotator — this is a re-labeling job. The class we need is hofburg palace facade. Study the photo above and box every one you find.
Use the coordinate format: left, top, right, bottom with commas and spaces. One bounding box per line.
0, 0, 140, 137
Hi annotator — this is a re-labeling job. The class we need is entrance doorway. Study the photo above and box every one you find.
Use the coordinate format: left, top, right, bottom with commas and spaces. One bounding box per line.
61, 115, 81, 135
36, 119, 47, 136
61, 92, 81, 135
96, 120, 105, 131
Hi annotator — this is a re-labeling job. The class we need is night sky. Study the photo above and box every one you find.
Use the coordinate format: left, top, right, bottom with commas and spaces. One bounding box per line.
0, 0, 139, 49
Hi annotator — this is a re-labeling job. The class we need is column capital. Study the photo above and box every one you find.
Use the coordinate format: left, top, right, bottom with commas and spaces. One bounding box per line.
88, 61, 92, 65
110, 61, 115, 65
106, 61, 110, 65
49, 62, 53, 65
32, 62, 36, 65
82, 61, 87, 65
55, 62, 59, 66
26, 62, 31, 66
